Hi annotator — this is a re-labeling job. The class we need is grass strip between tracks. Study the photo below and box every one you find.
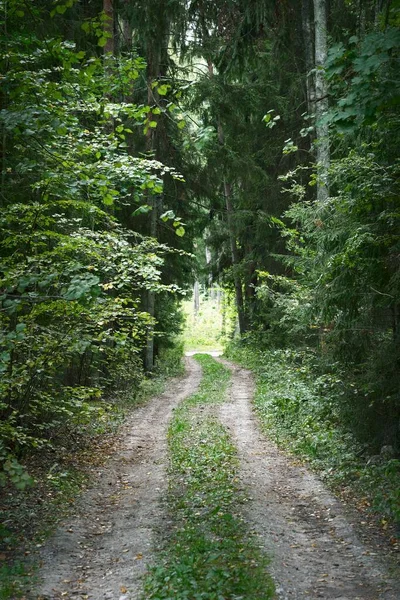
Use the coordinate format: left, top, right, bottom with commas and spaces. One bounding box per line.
142, 354, 274, 600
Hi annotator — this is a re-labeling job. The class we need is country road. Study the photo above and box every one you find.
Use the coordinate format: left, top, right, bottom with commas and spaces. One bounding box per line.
34, 356, 399, 600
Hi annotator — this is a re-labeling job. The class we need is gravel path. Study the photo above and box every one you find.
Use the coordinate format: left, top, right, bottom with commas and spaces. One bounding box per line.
34, 357, 202, 600
218, 358, 400, 600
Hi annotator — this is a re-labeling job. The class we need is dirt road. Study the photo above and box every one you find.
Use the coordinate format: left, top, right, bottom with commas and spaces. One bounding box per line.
33, 356, 399, 600
218, 359, 399, 600
34, 358, 202, 600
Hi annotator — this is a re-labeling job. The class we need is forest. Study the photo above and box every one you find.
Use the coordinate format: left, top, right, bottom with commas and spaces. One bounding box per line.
0, 0, 399, 595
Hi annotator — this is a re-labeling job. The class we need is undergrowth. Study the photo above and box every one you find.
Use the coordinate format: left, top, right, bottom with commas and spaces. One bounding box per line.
142, 354, 274, 600
0, 345, 185, 599
181, 297, 225, 352
225, 343, 400, 532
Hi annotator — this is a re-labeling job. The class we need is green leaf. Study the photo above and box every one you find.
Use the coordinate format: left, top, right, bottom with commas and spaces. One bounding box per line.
175, 226, 185, 237
157, 84, 169, 95
103, 194, 114, 206
177, 120, 186, 130
132, 205, 152, 216
161, 210, 175, 222
98, 37, 108, 48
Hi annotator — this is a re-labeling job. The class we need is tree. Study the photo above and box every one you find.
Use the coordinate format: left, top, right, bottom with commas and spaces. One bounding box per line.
0, 0, 185, 485
313, 0, 329, 202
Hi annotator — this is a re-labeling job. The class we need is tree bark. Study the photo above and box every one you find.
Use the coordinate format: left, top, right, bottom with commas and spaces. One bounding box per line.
223, 180, 247, 335
193, 281, 200, 315
206, 50, 246, 336
301, 0, 315, 116
313, 0, 329, 203
103, 0, 114, 55
144, 192, 158, 372
143, 22, 166, 371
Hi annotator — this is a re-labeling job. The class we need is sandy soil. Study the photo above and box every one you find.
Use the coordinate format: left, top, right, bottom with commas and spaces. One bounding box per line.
218, 358, 400, 600
32, 355, 399, 600
33, 357, 202, 600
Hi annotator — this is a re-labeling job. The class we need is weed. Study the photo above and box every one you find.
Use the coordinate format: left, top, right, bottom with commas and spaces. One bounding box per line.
0, 562, 36, 600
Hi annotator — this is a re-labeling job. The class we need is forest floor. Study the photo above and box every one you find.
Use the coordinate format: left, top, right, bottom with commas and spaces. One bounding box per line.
30, 355, 399, 600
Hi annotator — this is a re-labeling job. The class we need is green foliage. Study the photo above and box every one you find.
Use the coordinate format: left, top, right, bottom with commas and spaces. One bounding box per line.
0, 0, 185, 487
262, 23, 400, 459
181, 294, 227, 352
0, 561, 34, 600
142, 354, 274, 600
0, 446, 33, 490
326, 28, 400, 135
249, 271, 313, 347
226, 342, 400, 527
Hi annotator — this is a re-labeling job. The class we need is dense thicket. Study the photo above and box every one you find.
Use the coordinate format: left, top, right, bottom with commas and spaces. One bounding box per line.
0, 0, 195, 487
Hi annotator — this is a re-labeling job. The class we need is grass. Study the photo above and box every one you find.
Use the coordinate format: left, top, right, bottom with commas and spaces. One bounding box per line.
225, 342, 400, 535
181, 296, 226, 352
142, 354, 274, 600
0, 562, 36, 600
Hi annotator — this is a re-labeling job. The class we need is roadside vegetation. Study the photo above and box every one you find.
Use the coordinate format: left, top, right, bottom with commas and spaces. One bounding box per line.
142, 354, 274, 600
0, 346, 184, 600
226, 342, 400, 540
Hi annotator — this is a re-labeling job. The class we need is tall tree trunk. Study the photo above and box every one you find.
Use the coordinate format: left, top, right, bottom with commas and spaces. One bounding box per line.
221, 288, 226, 337
193, 281, 200, 315
301, 0, 315, 116
223, 180, 247, 335
103, 0, 114, 55
143, 21, 168, 371
209, 55, 246, 335
313, 0, 329, 203
205, 245, 213, 288
144, 89, 159, 372
144, 194, 158, 372
358, 0, 367, 37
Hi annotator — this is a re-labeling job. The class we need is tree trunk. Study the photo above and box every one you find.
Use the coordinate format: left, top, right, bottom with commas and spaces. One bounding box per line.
221, 288, 226, 337
205, 245, 213, 288
144, 35, 164, 371
103, 0, 114, 55
313, 0, 329, 203
216, 118, 246, 335
301, 0, 315, 116
223, 180, 247, 335
144, 191, 158, 372
193, 281, 200, 315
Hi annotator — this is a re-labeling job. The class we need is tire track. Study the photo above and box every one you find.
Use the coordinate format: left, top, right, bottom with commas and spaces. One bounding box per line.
34, 357, 202, 600
218, 358, 399, 600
